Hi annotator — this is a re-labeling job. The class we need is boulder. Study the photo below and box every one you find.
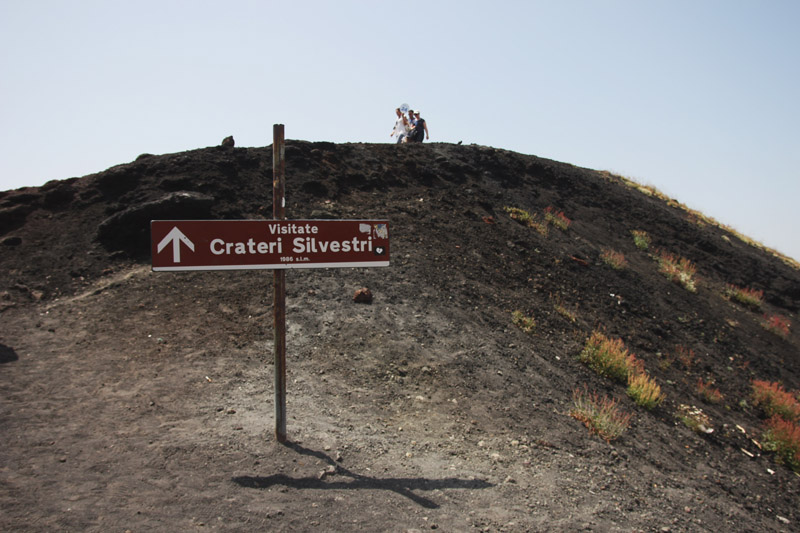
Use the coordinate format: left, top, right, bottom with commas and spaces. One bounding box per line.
97, 191, 214, 256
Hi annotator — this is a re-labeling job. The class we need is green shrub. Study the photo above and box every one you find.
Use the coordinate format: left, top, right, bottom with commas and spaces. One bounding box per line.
512, 310, 535, 333
631, 230, 651, 250
504, 206, 533, 226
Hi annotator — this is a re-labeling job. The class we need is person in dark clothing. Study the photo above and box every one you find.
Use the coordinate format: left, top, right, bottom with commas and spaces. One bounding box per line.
408, 110, 429, 142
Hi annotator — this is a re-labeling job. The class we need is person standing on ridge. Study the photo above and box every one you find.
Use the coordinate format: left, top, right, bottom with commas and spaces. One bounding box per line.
390, 107, 409, 144
407, 109, 417, 130
408, 110, 429, 142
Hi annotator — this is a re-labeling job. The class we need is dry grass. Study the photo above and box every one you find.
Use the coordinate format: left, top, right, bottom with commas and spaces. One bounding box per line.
631, 230, 651, 251
600, 249, 628, 270
504, 206, 533, 226
504, 206, 549, 236
570, 387, 632, 442
530, 216, 550, 236
656, 251, 698, 292
604, 171, 799, 271
579, 331, 637, 384
580, 331, 664, 410
696, 379, 724, 404
551, 294, 577, 323
674, 345, 696, 370
723, 284, 764, 309
627, 372, 664, 410
511, 310, 535, 333
544, 206, 571, 231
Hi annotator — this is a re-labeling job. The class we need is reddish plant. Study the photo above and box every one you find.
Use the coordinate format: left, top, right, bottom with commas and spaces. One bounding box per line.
656, 251, 698, 292
723, 284, 764, 309
675, 345, 696, 370
696, 379, 724, 404
570, 387, 632, 442
762, 314, 791, 338
752, 380, 800, 422
544, 206, 571, 230
580, 331, 637, 384
763, 416, 800, 472
600, 249, 628, 270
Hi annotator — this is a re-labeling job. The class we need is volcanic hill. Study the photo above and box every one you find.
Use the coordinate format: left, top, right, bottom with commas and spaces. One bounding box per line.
1, 141, 799, 532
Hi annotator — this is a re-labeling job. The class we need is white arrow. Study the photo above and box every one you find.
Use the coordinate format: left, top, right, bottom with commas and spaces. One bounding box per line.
157, 226, 195, 263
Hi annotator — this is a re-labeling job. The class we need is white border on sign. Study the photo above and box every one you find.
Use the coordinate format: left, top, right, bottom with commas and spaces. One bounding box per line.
152, 260, 390, 272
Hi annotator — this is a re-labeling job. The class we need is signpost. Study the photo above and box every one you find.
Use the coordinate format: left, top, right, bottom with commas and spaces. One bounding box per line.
150, 125, 389, 442
273, 125, 287, 443
150, 219, 390, 271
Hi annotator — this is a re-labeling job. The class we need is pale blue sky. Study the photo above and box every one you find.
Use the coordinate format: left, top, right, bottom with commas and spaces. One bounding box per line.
2, 1, 798, 260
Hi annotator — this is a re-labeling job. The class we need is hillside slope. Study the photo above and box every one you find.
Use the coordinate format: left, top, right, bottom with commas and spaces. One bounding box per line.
1, 141, 799, 531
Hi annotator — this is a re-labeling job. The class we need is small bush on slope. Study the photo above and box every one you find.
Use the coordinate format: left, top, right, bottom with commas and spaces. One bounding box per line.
723, 284, 764, 309
763, 416, 800, 472
656, 251, 698, 292
752, 380, 800, 422
570, 387, 631, 442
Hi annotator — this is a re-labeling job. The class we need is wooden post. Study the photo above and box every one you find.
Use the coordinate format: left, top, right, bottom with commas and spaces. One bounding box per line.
272, 124, 287, 442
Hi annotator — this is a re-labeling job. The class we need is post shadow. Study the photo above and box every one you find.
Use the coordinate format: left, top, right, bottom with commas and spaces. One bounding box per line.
0, 344, 19, 364
232, 441, 493, 509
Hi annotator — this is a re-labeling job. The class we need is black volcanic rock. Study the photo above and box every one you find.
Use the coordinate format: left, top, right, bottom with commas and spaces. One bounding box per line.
96, 191, 214, 256
0, 141, 798, 531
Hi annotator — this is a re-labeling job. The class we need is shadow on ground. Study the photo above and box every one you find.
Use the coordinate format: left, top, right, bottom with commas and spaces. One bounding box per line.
233, 441, 494, 509
0, 344, 18, 364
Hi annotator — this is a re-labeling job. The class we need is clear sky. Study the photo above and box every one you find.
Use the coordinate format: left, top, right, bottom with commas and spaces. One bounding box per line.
2, 1, 798, 260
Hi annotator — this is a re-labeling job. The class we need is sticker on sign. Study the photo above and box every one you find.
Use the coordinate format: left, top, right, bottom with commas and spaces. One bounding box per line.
151, 219, 389, 271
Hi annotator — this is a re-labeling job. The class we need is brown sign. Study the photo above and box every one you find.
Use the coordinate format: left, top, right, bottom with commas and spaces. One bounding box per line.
151, 219, 389, 271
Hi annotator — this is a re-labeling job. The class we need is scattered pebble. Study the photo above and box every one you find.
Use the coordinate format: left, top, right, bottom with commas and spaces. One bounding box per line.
318, 465, 336, 480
